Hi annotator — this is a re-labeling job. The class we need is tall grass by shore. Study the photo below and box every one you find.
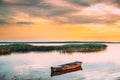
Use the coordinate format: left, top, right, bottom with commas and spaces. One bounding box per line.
0, 43, 107, 55
0, 74, 42, 80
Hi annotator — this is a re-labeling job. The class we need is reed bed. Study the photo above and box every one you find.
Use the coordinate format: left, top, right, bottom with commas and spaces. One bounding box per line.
0, 43, 107, 55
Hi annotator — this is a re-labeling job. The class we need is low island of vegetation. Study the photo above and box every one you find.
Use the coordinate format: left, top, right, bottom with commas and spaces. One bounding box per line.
0, 43, 107, 55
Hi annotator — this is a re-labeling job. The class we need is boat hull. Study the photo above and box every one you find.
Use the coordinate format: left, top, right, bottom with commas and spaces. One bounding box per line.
51, 66, 82, 76
51, 61, 82, 72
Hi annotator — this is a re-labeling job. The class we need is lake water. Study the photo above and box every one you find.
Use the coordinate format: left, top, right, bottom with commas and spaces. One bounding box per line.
0, 43, 120, 80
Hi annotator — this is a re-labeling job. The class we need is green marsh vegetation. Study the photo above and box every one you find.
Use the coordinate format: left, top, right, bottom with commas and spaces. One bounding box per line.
61, 44, 107, 53
0, 43, 107, 55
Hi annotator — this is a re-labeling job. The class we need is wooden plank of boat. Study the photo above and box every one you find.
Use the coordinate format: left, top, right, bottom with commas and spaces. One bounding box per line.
51, 61, 82, 72
51, 66, 82, 76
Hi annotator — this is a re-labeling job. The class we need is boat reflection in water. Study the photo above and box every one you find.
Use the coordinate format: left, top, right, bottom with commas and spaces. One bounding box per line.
51, 61, 82, 76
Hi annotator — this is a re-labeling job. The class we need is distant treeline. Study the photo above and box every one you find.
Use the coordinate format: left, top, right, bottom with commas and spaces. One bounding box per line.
0, 41, 120, 44
0, 44, 107, 55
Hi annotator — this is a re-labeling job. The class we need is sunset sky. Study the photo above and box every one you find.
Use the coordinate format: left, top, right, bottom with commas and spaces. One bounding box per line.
0, 0, 120, 42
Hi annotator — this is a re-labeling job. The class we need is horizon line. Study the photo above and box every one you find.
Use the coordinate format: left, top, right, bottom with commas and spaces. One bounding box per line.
0, 41, 120, 43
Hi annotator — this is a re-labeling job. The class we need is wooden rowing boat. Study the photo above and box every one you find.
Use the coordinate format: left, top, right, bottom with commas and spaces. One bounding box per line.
51, 65, 82, 76
51, 61, 82, 72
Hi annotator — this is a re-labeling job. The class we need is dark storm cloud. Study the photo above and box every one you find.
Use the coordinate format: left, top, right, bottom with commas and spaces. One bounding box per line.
0, 0, 3, 5
0, 20, 9, 24
0, 0, 70, 17
16, 21, 34, 24
67, 0, 90, 7
67, 0, 103, 7
2, 0, 53, 9
67, 0, 120, 7
0, 0, 120, 25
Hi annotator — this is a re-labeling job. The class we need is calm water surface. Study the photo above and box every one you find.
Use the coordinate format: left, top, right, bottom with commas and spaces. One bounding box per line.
0, 43, 120, 80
